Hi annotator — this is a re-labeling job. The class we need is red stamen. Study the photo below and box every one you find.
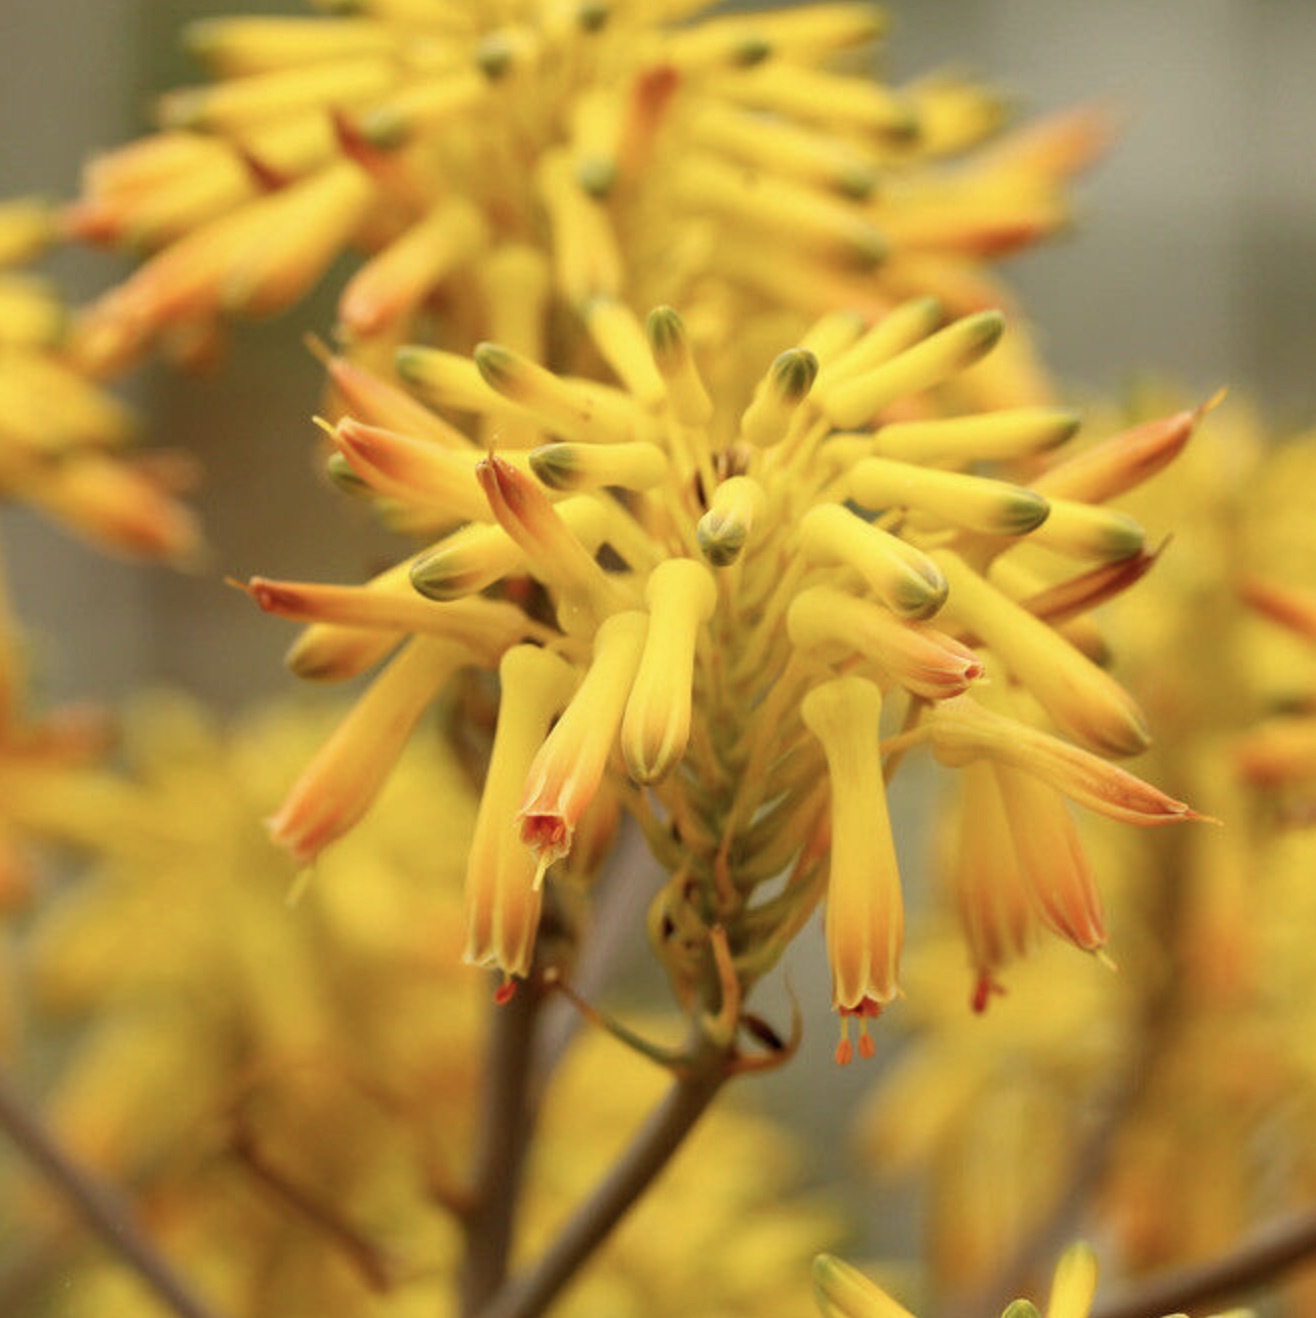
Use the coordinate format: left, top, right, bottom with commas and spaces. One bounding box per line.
971, 972, 1006, 1013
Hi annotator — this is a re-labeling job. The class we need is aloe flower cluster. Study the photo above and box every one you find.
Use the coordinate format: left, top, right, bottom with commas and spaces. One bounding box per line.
19, 0, 1200, 1060
247, 298, 1206, 1061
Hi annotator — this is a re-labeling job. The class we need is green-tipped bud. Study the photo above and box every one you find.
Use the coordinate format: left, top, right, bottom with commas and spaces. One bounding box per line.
818, 309, 1005, 428
621, 558, 718, 783
1025, 500, 1146, 563
325, 451, 370, 497
577, 2, 610, 32
933, 551, 1151, 757
813, 1254, 918, 1318
472, 341, 630, 443
697, 476, 766, 567
799, 503, 948, 619
475, 33, 517, 79
529, 440, 668, 493
395, 345, 504, 414
734, 37, 772, 66
1000, 1303, 1042, 1318
575, 156, 616, 198
410, 497, 610, 602
849, 456, 1050, 537
647, 305, 713, 426
741, 348, 818, 448
872, 407, 1082, 464
410, 531, 507, 602
771, 347, 819, 402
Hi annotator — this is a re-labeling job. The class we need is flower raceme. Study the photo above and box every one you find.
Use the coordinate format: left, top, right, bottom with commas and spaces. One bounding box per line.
63, 0, 1107, 405
249, 298, 1204, 1047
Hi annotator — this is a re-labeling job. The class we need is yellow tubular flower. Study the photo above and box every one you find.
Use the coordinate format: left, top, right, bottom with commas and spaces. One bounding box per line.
519, 610, 649, 880
934, 550, 1151, 756
813, 1254, 919, 1318
798, 503, 948, 619
993, 763, 1106, 955
465, 645, 578, 980
849, 456, 1050, 537
741, 347, 819, 448
927, 695, 1197, 826
647, 305, 714, 427
266, 636, 470, 866
816, 311, 1005, 427
622, 557, 718, 783
788, 585, 984, 700
950, 762, 1039, 1007
697, 475, 766, 567
802, 677, 903, 1030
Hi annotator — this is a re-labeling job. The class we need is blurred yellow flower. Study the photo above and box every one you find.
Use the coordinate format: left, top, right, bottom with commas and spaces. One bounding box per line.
0, 200, 200, 562
64, 1, 1103, 408
14, 692, 833, 1318
813, 1244, 1246, 1318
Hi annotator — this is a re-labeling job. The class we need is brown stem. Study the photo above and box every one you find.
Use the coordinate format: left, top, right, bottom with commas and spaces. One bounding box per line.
229, 1123, 393, 1293
461, 975, 547, 1317
1091, 1205, 1316, 1318
0, 1066, 228, 1318
475, 1042, 729, 1318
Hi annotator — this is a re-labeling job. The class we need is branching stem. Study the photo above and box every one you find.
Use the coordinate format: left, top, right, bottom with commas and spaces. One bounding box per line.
1091, 1205, 1316, 1318
0, 1066, 227, 1318
475, 1041, 730, 1318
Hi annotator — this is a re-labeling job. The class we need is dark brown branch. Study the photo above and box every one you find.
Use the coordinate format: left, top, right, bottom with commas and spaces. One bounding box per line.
475, 1044, 729, 1318
0, 1067, 227, 1318
229, 1123, 393, 1293
1091, 1206, 1316, 1318
461, 975, 547, 1317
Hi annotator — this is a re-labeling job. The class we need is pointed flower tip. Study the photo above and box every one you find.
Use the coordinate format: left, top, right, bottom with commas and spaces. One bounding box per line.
231, 575, 290, 613
264, 805, 322, 870
812, 1252, 913, 1318
476, 450, 520, 499
1048, 1242, 1099, 1318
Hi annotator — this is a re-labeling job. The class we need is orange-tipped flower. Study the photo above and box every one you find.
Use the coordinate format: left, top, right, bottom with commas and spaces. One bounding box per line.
519, 611, 648, 879
802, 676, 904, 1014
465, 646, 578, 980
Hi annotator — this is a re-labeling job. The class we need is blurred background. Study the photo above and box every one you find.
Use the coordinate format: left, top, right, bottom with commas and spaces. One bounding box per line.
3, 0, 1314, 709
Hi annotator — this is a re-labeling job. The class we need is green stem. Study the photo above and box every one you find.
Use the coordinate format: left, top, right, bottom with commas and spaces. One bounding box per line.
0, 1066, 227, 1318
476, 1044, 729, 1318
1091, 1205, 1316, 1318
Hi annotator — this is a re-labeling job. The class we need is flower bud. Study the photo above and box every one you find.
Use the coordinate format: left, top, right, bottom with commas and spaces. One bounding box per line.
622, 558, 717, 783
